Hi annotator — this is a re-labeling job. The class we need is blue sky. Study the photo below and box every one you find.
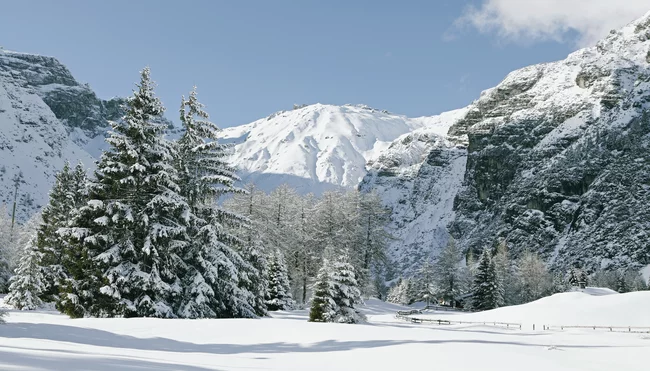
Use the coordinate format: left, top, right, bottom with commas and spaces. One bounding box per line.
1, 0, 647, 127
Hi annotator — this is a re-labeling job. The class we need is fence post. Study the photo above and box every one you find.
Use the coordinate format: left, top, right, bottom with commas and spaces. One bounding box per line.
533, 324, 535, 331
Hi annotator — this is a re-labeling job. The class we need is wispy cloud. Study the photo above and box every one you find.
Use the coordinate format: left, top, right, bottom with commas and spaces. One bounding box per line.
448, 0, 650, 47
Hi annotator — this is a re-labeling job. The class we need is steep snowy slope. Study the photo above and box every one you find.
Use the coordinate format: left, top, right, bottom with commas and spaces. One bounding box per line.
360, 109, 468, 273
0, 50, 121, 221
219, 104, 434, 194
363, 12, 650, 274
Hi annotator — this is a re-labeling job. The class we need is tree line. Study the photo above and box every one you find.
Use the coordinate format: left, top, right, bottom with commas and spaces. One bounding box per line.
387, 239, 649, 310
0, 68, 389, 323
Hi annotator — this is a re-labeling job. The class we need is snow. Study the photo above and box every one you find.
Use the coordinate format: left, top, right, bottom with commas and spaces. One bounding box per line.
219, 103, 450, 194
1, 293, 649, 370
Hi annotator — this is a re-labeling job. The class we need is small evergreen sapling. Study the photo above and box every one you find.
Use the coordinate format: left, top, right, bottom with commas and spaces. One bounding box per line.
309, 259, 337, 322
265, 249, 294, 311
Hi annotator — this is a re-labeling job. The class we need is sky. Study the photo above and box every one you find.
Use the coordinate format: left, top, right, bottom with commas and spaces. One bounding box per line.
1, 0, 649, 128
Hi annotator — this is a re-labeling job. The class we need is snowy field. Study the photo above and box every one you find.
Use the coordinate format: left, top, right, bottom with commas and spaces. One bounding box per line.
1, 291, 649, 371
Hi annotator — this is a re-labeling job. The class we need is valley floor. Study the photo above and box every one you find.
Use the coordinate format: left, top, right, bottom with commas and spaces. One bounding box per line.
1, 292, 649, 371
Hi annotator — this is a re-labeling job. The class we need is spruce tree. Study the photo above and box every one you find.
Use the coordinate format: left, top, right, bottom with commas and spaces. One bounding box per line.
329, 253, 366, 323
37, 162, 88, 302
309, 259, 337, 322
5, 218, 45, 310
61, 68, 189, 318
265, 249, 294, 311
471, 249, 499, 311
175, 87, 256, 318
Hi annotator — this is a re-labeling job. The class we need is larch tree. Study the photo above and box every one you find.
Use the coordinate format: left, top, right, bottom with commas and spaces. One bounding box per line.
517, 250, 552, 303
357, 191, 391, 298
435, 238, 466, 307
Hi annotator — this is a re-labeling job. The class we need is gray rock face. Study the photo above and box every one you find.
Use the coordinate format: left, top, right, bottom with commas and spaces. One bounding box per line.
363, 13, 650, 275
0, 50, 120, 220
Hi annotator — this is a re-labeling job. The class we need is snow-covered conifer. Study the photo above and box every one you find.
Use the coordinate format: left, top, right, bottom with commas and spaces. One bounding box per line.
330, 252, 366, 323
265, 249, 294, 311
387, 277, 413, 306
0, 205, 16, 293
37, 162, 88, 302
175, 87, 256, 318
5, 217, 44, 310
471, 249, 499, 311
61, 68, 189, 318
309, 259, 337, 322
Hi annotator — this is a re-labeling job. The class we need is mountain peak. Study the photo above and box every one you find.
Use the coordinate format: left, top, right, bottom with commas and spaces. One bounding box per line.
219, 103, 444, 193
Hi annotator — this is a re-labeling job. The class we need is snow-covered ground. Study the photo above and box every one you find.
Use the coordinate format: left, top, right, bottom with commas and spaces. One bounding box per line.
1, 292, 649, 371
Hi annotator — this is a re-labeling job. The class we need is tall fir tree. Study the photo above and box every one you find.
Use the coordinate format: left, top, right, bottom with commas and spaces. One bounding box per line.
175, 87, 256, 318
5, 216, 45, 310
37, 162, 88, 302
61, 68, 189, 318
471, 249, 499, 311
265, 249, 295, 311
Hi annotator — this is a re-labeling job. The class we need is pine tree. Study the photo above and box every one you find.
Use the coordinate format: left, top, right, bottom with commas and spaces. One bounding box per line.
309, 259, 337, 322
265, 249, 295, 311
471, 249, 499, 311
61, 68, 189, 318
175, 87, 256, 318
5, 217, 45, 310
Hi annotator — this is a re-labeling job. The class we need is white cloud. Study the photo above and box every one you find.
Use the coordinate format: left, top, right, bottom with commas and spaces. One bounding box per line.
453, 0, 650, 47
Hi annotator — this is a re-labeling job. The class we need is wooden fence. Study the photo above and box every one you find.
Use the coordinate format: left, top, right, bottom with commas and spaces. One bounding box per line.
395, 313, 522, 330
542, 325, 650, 333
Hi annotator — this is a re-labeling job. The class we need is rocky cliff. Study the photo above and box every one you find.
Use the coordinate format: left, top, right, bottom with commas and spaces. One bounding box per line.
363, 13, 650, 275
0, 49, 121, 220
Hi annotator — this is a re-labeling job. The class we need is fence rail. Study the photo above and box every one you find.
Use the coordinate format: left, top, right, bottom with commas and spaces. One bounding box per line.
395, 311, 650, 334
542, 325, 650, 333
395, 313, 522, 330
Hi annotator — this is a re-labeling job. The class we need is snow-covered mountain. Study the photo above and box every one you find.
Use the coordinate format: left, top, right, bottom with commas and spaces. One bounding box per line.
363, 12, 650, 274
0, 49, 121, 221
219, 103, 445, 194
